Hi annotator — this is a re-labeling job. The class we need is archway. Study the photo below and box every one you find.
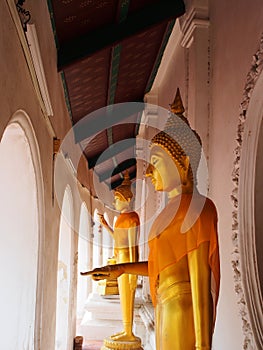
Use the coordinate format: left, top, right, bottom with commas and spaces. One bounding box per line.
55, 187, 73, 350
76, 203, 92, 321
101, 212, 114, 266
232, 35, 263, 349
0, 123, 39, 348
255, 118, 263, 294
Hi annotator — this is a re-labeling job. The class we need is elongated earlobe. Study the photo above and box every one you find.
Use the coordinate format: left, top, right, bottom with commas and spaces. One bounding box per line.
182, 173, 187, 186
145, 163, 154, 177
181, 156, 190, 186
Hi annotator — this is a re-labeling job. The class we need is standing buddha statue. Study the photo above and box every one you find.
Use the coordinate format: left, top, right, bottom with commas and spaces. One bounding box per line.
82, 89, 220, 350
97, 171, 142, 350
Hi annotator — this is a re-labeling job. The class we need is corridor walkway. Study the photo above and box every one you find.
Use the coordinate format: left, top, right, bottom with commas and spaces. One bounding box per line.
82, 340, 103, 350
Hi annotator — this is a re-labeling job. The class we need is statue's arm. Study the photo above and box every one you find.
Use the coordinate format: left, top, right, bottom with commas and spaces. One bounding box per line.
97, 213, 114, 236
187, 241, 212, 350
123, 261, 148, 275
81, 261, 148, 280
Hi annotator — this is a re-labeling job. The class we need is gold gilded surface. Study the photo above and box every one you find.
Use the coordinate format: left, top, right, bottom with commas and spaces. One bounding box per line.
169, 87, 185, 115
114, 170, 133, 201
101, 336, 142, 350
98, 172, 141, 343
98, 257, 119, 295
144, 91, 220, 349
82, 91, 220, 350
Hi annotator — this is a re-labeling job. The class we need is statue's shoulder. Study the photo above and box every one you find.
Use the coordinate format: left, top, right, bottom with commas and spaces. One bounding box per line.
129, 211, 140, 224
118, 211, 140, 227
201, 195, 218, 220
205, 196, 217, 211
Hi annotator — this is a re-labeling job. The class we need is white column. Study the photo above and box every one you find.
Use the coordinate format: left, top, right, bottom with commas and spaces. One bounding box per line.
181, 0, 210, 158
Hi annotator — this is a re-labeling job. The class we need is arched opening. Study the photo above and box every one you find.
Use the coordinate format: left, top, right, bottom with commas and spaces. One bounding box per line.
55, 187, 73, 350
76, 203, 92, 322
234, 65, 263, 348
102, 212, 114, 266
92, 209, 103, 293
255, 118, 263, 297
0, 123, 39, 348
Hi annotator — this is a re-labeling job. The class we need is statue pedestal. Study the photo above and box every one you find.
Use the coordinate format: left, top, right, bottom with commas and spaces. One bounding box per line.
98, 278, 119, 296
101, 336, 143, 350
98, 257, 119, 296
78, 293, 123, 341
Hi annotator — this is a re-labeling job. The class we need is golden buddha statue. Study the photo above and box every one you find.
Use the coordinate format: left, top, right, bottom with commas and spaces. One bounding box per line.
82, 89, 220, 350
97, 171, 141, 349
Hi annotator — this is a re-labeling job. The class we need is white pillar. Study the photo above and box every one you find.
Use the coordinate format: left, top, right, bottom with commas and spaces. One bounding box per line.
181, 0, 210, 158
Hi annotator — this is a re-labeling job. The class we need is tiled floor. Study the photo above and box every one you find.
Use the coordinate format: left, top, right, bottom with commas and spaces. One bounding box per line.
82, 340, 103, 350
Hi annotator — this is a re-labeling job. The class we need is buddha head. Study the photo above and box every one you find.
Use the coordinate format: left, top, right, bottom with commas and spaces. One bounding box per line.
113, 171, 133, 211
146, 88, 202, 194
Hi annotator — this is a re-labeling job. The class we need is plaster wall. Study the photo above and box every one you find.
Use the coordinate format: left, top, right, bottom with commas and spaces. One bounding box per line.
1, 0, 263, 348
255, 121, 263, 294
209, 1, 263, 349
148, 0, 263, 349
0, 1, 92, 348
0, 124, 39, 348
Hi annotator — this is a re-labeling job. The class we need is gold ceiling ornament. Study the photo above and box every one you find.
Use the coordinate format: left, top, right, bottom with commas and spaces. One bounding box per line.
114, 170, 133, 201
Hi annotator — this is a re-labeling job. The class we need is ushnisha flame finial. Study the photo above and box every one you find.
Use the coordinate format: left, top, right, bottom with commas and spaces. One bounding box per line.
150, 87, 202, 183
169, 88, 185, 115
121, 170, 131, 187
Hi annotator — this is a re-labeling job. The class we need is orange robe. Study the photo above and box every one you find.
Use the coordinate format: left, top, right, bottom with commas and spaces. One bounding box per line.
148, 193, 220, 349
113, 211, 140, 260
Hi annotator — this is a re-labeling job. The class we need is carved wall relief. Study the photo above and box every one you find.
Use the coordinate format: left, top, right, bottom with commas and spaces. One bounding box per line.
232, 33, 263, 350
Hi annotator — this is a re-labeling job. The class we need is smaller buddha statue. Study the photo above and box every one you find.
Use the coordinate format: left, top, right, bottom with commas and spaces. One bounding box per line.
97, 171, 141, 348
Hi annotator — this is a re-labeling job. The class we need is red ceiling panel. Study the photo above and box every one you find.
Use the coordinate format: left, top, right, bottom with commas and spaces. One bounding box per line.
48, 0, 185, 189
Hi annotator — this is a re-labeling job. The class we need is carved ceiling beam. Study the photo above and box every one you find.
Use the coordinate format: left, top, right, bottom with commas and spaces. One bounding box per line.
98, 158, 136, 182
74, 104, 143, 142
87, 139, 136, 169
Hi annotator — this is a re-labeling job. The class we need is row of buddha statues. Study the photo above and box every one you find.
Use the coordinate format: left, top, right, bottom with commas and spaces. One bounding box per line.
81, 89, 220, 350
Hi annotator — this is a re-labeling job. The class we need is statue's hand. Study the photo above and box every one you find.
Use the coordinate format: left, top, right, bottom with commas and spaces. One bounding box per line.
97, 213, 108, 228
80, 264, 124, 281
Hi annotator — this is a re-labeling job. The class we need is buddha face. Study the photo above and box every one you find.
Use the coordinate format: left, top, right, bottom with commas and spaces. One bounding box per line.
146, 146, 183, 192
113, 195, 130, 212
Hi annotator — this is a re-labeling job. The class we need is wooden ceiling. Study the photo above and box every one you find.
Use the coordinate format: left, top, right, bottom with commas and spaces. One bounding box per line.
47, 0, 185, 190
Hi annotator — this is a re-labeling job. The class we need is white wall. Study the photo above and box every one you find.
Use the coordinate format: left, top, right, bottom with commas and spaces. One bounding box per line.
0, 1, 94, 348
76, 203, 90, 319
209, 1, 263, 349
145, 1, 263, 349
0, 123, 38, 348
55, 187, 73, 350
